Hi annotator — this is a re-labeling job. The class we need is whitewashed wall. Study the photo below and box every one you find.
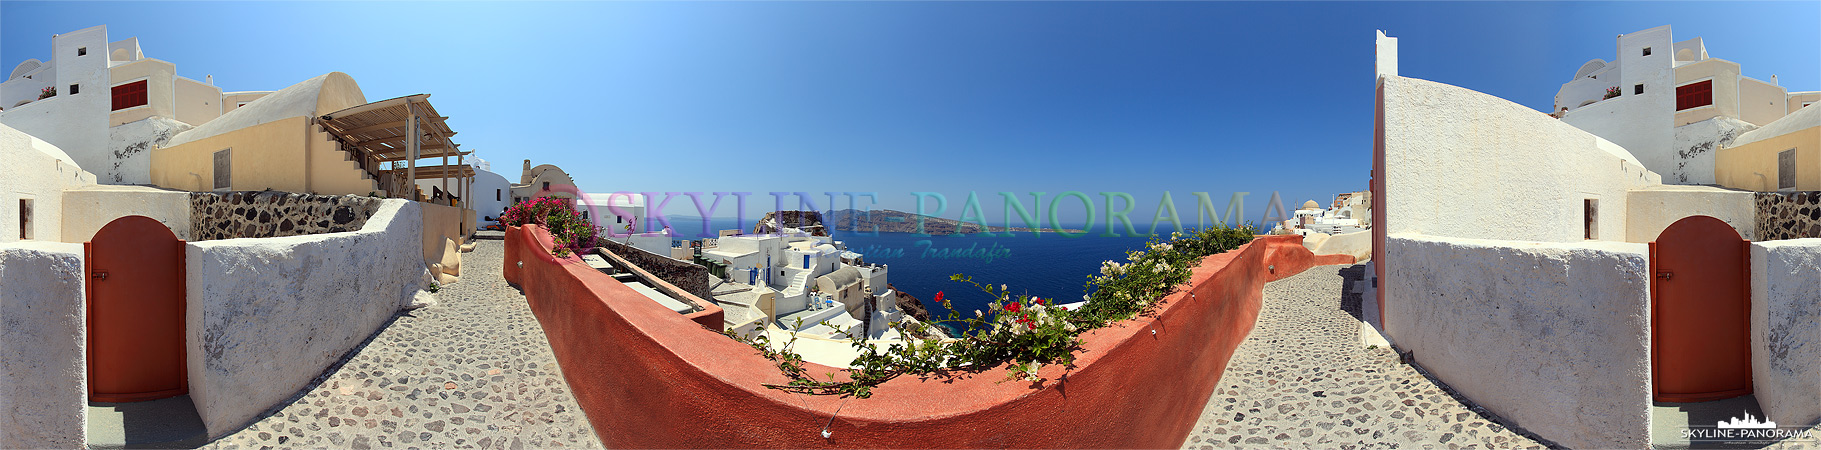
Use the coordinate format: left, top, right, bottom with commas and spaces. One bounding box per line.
0, 242, 88, 450
1562, 26, 1675, 181
1385, 234, 1652, 450
1667, 116, 1756, 185
1380, 76, 1659, 243
0, 124, 97, 243
1750, 239, 1821, 429
60, 186, 193, 243
1624, 185, 1756, 242
0, 26, 111, 175
470, 168, 511, 225
104, 115, 191, 185
185, 199, 425, 437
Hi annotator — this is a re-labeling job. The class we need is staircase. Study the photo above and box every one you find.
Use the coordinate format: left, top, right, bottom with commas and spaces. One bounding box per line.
310, 124, 379, 195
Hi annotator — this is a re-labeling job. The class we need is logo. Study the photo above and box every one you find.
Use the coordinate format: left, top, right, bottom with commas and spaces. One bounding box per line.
1717, 412, 1776, 429
1682, 411, 1813, 444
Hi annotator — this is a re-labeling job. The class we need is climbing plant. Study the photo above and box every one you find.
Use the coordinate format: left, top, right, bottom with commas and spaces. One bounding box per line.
726, 224, 1257, 398
500, 196, 602, 257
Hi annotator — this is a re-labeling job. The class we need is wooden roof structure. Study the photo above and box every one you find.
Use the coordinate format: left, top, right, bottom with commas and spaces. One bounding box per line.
316, 94, 474, 202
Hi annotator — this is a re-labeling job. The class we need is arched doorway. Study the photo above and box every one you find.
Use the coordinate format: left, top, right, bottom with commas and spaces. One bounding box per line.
85, 215, 187, 402
1649, 215, 1751, 402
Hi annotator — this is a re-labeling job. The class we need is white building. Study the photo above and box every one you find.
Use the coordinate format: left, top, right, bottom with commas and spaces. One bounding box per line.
1554, 25, 1818, 184
0, 25, 273, 185
696, 222, 914, 366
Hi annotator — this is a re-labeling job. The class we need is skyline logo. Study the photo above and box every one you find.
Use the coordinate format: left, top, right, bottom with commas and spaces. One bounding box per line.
1717, 412, 1776, 429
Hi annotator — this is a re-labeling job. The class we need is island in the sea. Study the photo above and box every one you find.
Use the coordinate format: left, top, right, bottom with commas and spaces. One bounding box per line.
821, 209, 1086, 235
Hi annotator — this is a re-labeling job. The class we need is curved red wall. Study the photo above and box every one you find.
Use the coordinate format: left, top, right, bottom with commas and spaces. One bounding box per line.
507, 226, 1349, 448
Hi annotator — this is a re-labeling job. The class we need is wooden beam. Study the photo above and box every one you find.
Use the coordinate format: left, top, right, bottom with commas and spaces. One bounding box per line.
337, 116, 447, 136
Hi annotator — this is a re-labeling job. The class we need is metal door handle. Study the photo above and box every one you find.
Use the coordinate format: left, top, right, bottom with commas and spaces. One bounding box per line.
1657, 271, 1672, 280
93, 271, 108, 280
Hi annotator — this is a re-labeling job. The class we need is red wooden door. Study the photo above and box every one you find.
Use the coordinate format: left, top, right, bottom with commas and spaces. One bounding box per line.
1650, 215, 1751, 403
85, 215, 187, 402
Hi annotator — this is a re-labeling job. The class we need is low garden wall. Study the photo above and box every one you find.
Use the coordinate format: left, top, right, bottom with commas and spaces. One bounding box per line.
1383, 233, 1652, 449
184, 199, 424, 437
598, 238, 710, 300
188, 191, 381, 241
510, 225, 1342, 448
0, 242, 87, 450
1750, 238, 1821, 428
1755, 192, 1821, 241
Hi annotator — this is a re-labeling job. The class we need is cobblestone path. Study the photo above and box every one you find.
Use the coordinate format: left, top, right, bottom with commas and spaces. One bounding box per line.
1183, 265, 1546, 449
204, 239, 602, 449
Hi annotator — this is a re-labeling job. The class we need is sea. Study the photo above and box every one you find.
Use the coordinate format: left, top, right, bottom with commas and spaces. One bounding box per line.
657, 216, 1167, 333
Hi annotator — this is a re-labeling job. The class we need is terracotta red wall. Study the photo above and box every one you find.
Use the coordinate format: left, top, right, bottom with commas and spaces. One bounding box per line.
508, 228, 1345, 448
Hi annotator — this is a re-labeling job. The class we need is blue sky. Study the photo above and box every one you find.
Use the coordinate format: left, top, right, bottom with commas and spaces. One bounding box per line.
4, 1, 1817, 228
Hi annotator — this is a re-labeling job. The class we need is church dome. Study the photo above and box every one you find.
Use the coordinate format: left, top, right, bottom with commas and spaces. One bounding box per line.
1302, 200, 1320, 210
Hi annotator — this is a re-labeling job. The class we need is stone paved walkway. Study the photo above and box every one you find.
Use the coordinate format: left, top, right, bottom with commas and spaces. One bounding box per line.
203, 239, 602, 449
1184, 265, 1546, 449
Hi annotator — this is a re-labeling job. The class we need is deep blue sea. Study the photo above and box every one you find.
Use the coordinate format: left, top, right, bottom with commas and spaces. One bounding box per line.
659, 216, 1163, 330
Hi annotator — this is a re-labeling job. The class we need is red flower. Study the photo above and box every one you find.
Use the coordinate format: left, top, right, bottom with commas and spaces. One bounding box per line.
934, 291, 945, 304
1005, 302, 1021, 313
1034, 297, 1045, 305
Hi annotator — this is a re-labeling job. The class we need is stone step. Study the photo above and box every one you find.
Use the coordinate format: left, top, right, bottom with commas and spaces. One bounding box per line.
87, 394, 207, 449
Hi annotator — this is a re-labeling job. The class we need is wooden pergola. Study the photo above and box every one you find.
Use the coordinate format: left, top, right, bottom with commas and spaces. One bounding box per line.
317, 94, 472, 203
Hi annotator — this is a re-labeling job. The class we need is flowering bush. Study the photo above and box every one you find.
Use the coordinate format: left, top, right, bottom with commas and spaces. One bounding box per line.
38, 86, 55, 100
500, 196, 601, 257
728, 224, 1256, 397
1603, 86, 1621, 100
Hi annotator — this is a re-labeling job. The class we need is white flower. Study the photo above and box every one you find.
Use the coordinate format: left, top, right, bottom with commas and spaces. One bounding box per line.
974, 309, 983, 318
1001, 284, 1008, 292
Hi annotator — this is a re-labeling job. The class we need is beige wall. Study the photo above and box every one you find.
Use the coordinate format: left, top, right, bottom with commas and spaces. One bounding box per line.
221, 92, 271, 114
107, 58, 176, 127
1740, 77, 1788, 127
60, 186, 192, 243
152, 116, 309, 192
1673, 59, 1741, 127
420, 202, 473, 271
1716, 126, 1820, 191
173, 77, 222, 126
1790, 92, 1819, 115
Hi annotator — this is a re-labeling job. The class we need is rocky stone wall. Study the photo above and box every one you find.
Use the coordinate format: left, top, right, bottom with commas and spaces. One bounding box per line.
190, 191, 380, 241
599, 239, 710, 300
1755, 192, 1821, 241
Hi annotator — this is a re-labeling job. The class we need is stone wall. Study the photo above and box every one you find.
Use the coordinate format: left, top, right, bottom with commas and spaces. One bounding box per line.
1384, 234, 1652, 450
599, 239, 710, 300
0, 242, 88, 449
189, 191, 380, 241
1750, 239, 1821, 428
1755, 192, 1821, 241
185, 199, 424, 438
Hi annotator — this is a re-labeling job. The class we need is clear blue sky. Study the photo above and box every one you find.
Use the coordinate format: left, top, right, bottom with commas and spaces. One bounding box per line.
5, 2, 1817, 228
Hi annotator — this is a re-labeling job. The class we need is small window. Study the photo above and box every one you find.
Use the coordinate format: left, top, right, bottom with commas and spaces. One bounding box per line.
68, 84, 78, 95
542, 181, 550, 191
496, 189, 501, 202
1584, 199, 1599, 240
617, 216, 623, 223
77, 47, 87, 56
1641, 47, 1651, 56
1779, 149, 1797, 190
213, 149, 232, 190
1635, 84, 1645, 95
18, 199, 32, 240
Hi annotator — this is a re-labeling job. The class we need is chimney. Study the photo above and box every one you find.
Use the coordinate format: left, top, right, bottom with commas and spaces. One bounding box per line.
521, 159, 533, 184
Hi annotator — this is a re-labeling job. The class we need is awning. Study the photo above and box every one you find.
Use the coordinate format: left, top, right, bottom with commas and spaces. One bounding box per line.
317, 94, 468, 163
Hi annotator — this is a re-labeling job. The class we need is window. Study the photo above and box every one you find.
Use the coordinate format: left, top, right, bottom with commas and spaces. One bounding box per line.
1779, 149, 1797, 190
77, 47, 87, 56
111, 80, 148, 111
1634, 84, 1645, 95
1641, 47, 1651, 56
496, 189, 501, 202
1583, 199, 1599, 240
212, 149, 232, 190
68, 84, 78, 95
18, 199, 31, 240
542, 181, 550, 191
1676, 80, 1713, 111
